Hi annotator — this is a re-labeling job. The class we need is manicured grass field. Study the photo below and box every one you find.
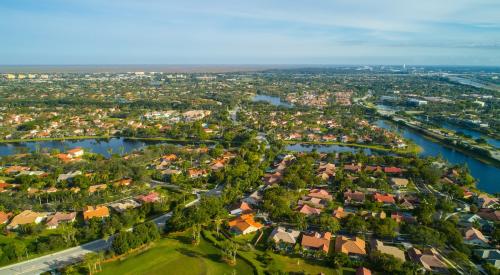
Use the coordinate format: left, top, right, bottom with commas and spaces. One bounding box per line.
100, 233, 254, 275
267, 253, 355, 275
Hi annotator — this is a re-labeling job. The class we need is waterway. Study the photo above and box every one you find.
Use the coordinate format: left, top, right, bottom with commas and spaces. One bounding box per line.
252, 94, 293, 108
439, 122, 500, 149
375, 120, 499, 193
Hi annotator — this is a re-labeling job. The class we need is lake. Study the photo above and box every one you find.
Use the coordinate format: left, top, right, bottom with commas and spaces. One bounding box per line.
0, 138, 158, 158
252, 94, 293, 108
375, 120, 499, 193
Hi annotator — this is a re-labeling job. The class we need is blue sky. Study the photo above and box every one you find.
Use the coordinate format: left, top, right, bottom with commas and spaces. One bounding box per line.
1, 0, 499, 65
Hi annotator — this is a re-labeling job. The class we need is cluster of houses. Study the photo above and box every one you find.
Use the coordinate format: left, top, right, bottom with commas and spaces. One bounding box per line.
154, 150, 236, 181
0, 191, 160, 230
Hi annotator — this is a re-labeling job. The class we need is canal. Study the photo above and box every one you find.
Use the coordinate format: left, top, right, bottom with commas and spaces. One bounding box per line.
375, 120, 499, 193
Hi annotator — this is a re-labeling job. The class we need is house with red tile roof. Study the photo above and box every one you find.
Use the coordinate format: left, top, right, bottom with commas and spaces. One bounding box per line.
384, 166, 403, 174
136, 192, 160, 203
373, 193, 396, 205
187, 168, 208, 178
67, 148, 84, 158
301, 231, 331, 253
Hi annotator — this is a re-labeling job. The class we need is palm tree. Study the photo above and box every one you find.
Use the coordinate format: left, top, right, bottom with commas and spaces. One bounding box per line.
191, 223, 202, 245
213, 216, 224, 237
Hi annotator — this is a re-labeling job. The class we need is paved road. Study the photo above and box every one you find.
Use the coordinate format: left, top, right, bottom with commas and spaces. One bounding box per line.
0, 239, 110, 275
0, 191, 202, 275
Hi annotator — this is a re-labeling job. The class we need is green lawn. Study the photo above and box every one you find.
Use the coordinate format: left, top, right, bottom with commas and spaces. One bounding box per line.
100, 233, 254, 275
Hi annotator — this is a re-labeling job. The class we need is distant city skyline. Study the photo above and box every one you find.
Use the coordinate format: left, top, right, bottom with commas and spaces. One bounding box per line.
1, 0, 499, 65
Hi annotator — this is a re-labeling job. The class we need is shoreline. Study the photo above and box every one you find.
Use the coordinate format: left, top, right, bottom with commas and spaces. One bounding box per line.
384, 118, 500, 168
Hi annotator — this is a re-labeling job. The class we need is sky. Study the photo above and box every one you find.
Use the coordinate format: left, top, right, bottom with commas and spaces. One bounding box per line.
1, 0, 500, 65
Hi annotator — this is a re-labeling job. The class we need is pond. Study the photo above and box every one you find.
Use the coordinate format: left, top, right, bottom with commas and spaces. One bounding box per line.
252, 94, 293, 108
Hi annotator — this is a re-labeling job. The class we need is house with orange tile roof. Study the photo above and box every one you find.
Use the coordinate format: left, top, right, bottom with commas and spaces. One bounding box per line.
0, 211, 13, 224
230, 201, 253, 216
301, 231, 332, 253
335, 235, 366, 257
228, 214, 263, 235
7, 210, 48, 230
4, 165, 30, 174
187, 168, 208, 178
88, 184, 107, 193
83, 205, 110, 221
67, 148, 84, 158
114, 178, 132, 187
356, 267, 372, 275
373, 193, 396, 205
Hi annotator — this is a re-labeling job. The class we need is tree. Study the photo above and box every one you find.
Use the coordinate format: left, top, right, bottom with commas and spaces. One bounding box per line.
373, 218, 398, 239
111, 232, 130, 255
191, 223, 202, 245
369, 251, 403, 272
344, 215, 367, 234
316, 213, 340, 233
221, 240, 239, 265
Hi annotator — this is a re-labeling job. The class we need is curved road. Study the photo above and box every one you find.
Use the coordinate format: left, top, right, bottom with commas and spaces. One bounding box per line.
0, 188, 201, 275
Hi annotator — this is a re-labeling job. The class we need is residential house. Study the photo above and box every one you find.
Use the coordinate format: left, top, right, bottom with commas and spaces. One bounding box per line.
57, 171, 82, 182
136, 192, 160, 203
373, 193, 395, 205
390, 178, 409, 189
473, 249, 500, 268
299, 204, 322, 216
308, 189, 333, 201
344, 190, 365, 204
4, 165, 30, 175
45, 212, 77, 229
7, 210, 48, 230
301, 231, 332, 253
67, 148, 84, 158
458, 214, 483, 227
335, 235, 366, 257
187, 168, 208, 178
464, 227, 489, 246
243, 190, 262, 206
370, 239, 406, 262
317, 162, 336, 181
0, 211, 12, 224
344, 163, 362, 173
269, 226, 300, 251
408, 248, 448, 273
333, 207, 353, 219
228, 214, 263, 235
230, 201, 253, 216
476, 194, 499, 209
83, 206, 110, 221
263, 172, 282, 185
384, 166, 403, 174
110, 200, 141, 213
114, 178, 132, 187
88, 184, 107, 193
477, 208, 500, 222
356, 267, 372, 275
